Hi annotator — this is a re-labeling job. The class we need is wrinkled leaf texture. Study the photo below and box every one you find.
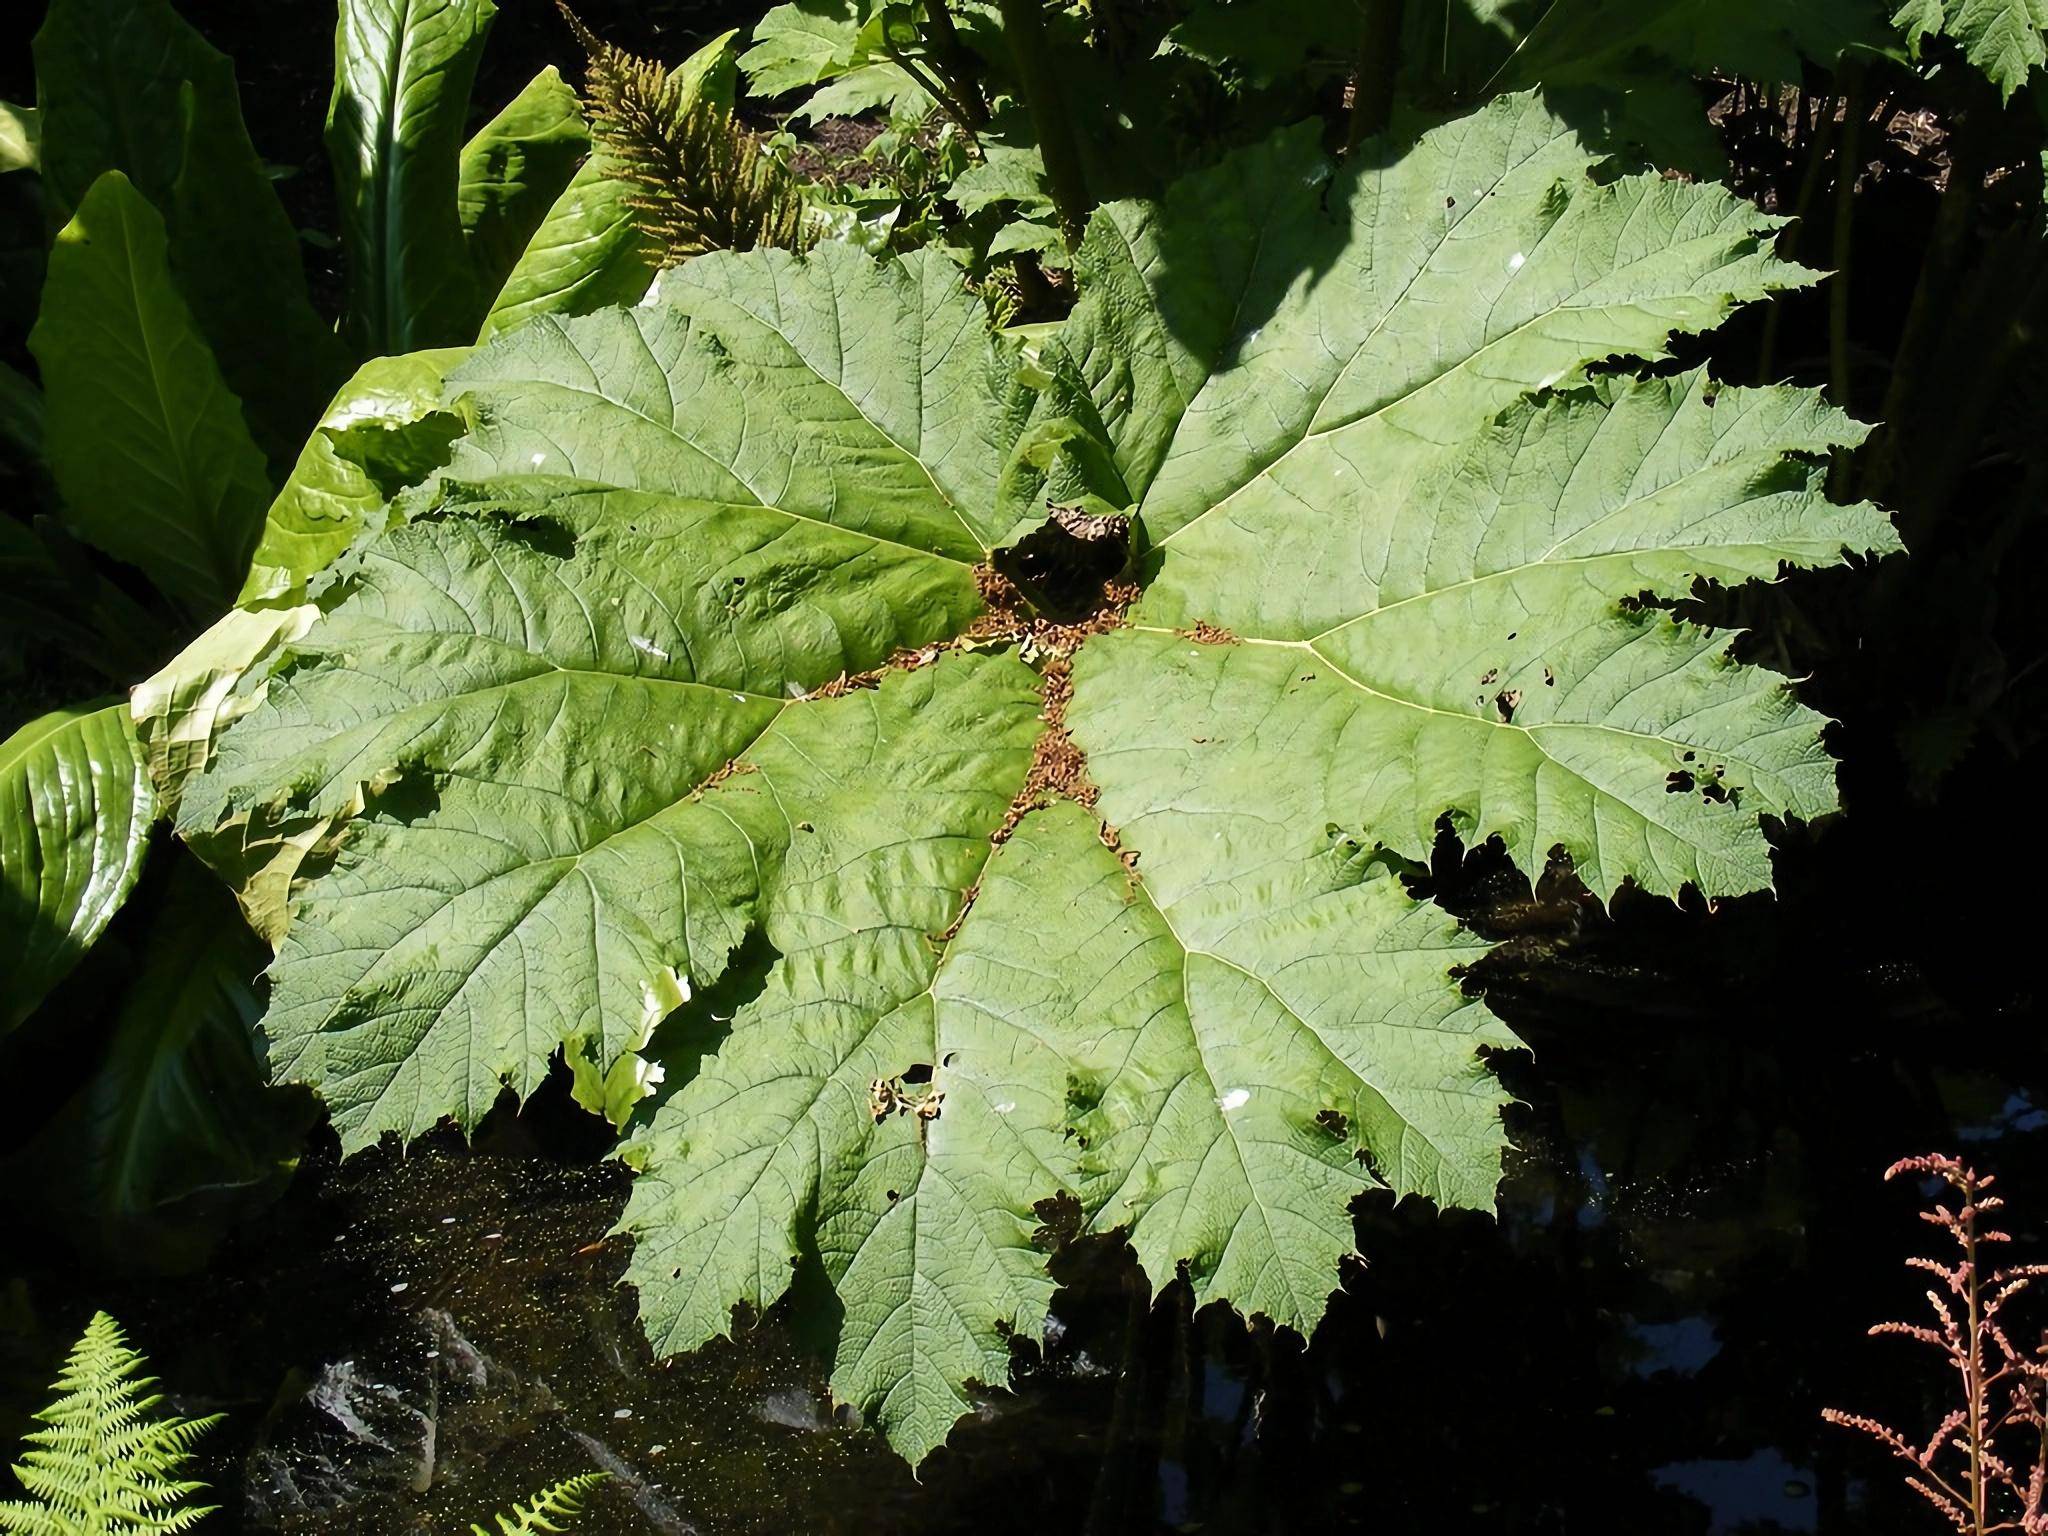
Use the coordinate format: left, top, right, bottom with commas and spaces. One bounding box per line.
177, 95, 1899, 1464
1895, 0, 2048, 98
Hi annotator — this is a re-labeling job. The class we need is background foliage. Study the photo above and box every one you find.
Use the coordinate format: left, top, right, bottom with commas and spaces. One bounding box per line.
3, 0, 2048, 1525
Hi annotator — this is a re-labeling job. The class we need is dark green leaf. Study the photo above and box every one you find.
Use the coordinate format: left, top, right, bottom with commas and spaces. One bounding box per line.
29, 172, 272, 616
1, 700, 153, 1034
18, 858, 314, 1270
33, 0, 348, 461
30, 173, 276, 618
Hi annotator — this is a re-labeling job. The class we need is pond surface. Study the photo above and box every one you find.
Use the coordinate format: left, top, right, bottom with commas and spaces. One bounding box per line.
7, 813, 2043, 1535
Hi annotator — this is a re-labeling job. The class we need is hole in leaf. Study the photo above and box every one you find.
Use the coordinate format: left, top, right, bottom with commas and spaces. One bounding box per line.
991, 504, 1134, 620
1031, 1191, 1083, 1250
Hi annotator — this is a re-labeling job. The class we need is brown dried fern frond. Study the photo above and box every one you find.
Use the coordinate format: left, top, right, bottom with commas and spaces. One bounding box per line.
559, 5, 810, 265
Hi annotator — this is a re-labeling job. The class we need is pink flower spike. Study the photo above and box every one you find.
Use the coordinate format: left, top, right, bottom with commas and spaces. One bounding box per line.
1827, 1156, 2048, 1536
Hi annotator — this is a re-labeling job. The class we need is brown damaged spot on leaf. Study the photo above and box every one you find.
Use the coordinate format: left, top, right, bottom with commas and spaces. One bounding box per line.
997, 660, 1099, 845
690, 758, 756, 799
929, 879, 981, 948
797, 527, 1138, 716
1100, 819, 1142, 895
808, 669, 882, 699
969, 565, 1140, 659
803, 642, 949, 699
989, 659, 1145, 895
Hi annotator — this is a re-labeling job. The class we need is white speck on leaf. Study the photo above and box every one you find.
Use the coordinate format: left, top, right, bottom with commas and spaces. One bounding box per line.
1218, 1089, 1251, 1112
530, 452, 546, 468
630, 635, 669, 661
1508, 252, 1525, 271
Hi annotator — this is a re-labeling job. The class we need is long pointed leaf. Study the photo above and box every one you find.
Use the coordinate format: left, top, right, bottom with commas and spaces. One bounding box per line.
33, 0, 347, 460
328, 0, 498, 354
19, 857, 314, 1269
457, 66, 590, 312
1, 701, 153, 1033
29, 172, 273, 616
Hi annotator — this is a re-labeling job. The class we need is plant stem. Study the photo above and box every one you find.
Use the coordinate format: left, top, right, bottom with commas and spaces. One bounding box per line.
1868, 103, 1989, 511
887, 45, 981, 145
996, 0, 1093, 246
922, 0, 989, 129
1086, 0, 1129, 63
1968, 1189, 1989, 1534
1347, 0, 1405, 149
1829, 62, 1865, 409
1757, 88, 1837, 386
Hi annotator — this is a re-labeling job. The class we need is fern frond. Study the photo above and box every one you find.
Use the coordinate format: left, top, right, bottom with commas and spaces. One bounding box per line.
0, 1312, 221, 1535
560, 5, 809, 265
469, 1472, 608, 1535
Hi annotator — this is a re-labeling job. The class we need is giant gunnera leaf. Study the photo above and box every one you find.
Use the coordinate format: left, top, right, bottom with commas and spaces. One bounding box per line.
1895, 0, 2048, 99
171, 94, 1899, 1465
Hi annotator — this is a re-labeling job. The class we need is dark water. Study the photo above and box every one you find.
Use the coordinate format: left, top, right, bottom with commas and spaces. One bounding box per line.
7, 827, 2045, 1535
7, 1, 2048, 1532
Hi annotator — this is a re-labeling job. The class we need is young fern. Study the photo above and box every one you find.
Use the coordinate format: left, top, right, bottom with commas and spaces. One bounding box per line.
0, 1312, 220, 1535
559, 5, 809, 265
470, 1473, 607, 1535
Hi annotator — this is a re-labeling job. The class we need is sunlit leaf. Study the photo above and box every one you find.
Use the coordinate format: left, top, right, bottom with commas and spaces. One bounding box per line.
328, 0, 497, 353
1, 701, 153, 1033
182, 95, 1895, 1466
239, 348, 467, 603
458, 66, 591, 309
